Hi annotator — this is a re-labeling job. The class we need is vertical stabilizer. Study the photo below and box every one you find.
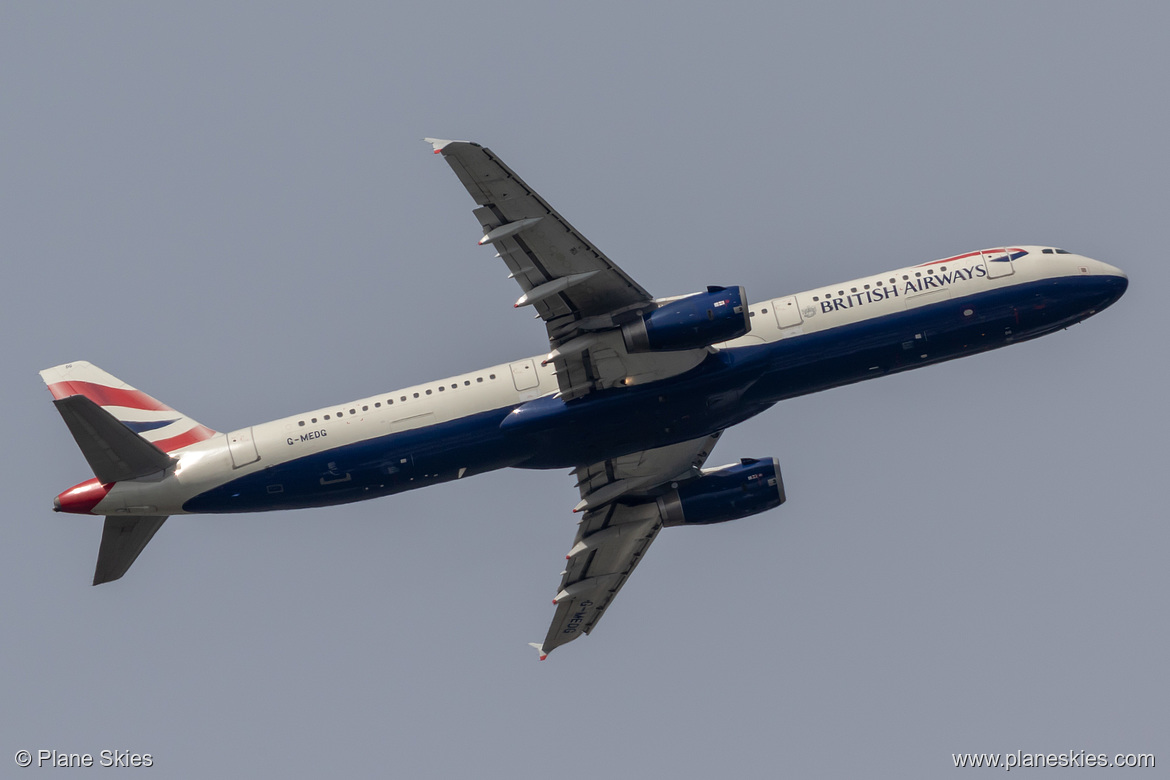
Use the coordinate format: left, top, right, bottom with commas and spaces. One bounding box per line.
41, 361, 210, 585
40, 361, 216, 453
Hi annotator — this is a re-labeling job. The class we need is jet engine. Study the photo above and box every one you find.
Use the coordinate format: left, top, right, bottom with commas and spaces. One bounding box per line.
658, 457, 785, 526
621, 286, 750, 352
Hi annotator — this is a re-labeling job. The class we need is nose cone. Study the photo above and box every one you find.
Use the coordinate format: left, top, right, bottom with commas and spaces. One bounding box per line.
1097, 262, 1128, 309
1075, 257, 1127, 314
1097, 260, 1128, 282
55, 478, 112, 514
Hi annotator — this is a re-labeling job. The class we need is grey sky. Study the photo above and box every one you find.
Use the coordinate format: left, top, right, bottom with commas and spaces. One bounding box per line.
3, 2, 1166, 777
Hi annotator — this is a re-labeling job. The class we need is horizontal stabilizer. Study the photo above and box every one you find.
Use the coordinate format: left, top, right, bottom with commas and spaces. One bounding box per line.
53, 395, 175, 483
94, 515, 168, 585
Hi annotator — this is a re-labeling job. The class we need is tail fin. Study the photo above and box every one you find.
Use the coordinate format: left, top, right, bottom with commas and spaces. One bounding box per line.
40, 361, 217, 453
41, 361, 215, 586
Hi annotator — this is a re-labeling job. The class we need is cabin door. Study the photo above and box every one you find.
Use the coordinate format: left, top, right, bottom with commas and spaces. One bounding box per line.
510, 358, 541, 399
227, 427, 260, 468
982, 248, 1015, 279
771, 296, 804, 329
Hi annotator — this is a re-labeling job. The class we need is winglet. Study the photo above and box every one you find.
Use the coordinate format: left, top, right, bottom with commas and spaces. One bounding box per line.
424, 137, 464, 155
528, 642, 548, 661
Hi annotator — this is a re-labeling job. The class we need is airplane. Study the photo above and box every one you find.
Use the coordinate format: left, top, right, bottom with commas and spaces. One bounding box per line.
42, 138, 1128, 658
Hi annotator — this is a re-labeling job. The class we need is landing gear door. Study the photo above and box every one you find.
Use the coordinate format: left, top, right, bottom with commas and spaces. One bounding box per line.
228, 426, 260, 468
982, 248, 1015, 279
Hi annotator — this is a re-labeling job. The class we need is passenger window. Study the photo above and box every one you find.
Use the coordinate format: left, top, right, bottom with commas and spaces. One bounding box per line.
298, 421, 305, 427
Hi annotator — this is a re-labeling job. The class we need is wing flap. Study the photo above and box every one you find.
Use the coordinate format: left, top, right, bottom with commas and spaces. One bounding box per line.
536, 433, 723, 657
431, 139, 652, 320
542, 504, 661, 654
429, 138, 712, 400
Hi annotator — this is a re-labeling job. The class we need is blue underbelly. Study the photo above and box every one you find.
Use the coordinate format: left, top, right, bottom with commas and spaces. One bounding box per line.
183, 275, 1123, 513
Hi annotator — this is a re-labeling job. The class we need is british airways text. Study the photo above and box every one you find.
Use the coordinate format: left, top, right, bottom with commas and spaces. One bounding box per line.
819, 264, 988, 314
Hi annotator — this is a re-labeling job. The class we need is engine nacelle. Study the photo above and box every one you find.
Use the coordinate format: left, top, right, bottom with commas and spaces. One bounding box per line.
621, 286, 750, 352
658, 457, 785, 527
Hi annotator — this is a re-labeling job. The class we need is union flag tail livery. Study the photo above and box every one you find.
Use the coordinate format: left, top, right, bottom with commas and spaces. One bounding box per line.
41, 361, 218, 585
40, 140, 1128, 656
40, 361, 216, 454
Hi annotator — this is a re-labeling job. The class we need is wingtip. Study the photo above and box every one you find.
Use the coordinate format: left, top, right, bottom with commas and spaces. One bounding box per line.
528, 642, 548, 661
424, 137, 470, 155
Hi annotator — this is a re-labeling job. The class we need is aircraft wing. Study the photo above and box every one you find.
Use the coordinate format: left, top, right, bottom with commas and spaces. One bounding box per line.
532, 432, 723, 659
428, 139, 708, 400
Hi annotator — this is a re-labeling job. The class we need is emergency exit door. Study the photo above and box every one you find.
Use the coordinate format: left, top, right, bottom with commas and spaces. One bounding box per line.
227, 427, 260, 468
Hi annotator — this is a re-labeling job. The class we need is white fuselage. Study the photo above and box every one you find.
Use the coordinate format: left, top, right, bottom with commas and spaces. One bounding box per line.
77, 247, 1126, 517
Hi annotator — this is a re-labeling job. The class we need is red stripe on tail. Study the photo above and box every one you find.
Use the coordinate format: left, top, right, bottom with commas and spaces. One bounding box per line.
46, 381, 173, 412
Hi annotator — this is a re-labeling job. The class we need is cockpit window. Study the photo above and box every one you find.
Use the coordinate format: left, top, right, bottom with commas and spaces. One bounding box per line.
1055, 249, 1071, 254
1042, 248, 1054, 254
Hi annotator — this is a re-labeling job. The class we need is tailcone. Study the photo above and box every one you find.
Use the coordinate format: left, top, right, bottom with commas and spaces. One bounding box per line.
55, 478, 112, 514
